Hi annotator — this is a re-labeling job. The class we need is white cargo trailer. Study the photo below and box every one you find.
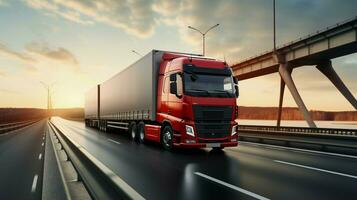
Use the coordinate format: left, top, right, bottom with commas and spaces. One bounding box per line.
84, 50, 169, 122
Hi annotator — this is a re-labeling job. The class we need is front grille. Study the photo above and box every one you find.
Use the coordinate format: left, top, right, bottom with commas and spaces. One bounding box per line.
193, 105, 232, 121
193, 105, 232, 138
199, 139, 229, 143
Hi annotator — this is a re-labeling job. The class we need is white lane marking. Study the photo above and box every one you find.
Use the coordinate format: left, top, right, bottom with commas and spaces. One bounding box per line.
41, 142, 44, 146
38, 153, 42, 160
239, 141, 357, 159
274, 160, 357, 179
194, 172, 270, 200
31, 175, 38, 193
108, 138, 121, 145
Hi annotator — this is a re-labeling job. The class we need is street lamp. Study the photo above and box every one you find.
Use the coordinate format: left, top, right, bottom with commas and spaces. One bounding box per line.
188, 23, 219, 56
40, 81, 55, 116
273, 0, 276, 51
131, 50, 142, 57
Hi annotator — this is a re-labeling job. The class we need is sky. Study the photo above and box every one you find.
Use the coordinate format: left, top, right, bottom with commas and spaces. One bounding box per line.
0, 0, 356, 111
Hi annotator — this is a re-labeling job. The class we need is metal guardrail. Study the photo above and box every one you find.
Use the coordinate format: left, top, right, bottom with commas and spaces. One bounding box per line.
238, 125, 357, 137
0, 120, 38, 134
238, 125, 357, 156
48, 121, 144, 200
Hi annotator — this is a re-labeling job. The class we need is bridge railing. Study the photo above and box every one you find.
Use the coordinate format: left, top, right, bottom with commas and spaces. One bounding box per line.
238, 124, 357, 156
238, 125, 357, 137
0, 120, 38, 134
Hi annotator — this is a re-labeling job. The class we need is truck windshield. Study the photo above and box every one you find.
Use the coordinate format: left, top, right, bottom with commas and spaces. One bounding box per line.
184, 73, 235, 97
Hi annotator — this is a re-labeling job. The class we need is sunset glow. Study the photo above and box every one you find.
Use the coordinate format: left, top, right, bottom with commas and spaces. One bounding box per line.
0, 0, 356, 110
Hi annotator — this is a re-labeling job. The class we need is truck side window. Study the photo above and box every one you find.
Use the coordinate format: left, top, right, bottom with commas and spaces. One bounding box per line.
176, 73, 183, 96
163, 77, 169, 93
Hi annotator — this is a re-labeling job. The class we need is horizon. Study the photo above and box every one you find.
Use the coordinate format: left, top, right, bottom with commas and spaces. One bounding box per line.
2, 106, 357, 113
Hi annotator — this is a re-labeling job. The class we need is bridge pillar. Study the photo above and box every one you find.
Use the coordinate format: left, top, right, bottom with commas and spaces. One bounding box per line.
277, 77, 285, 127
279, 64, 317, 128
316, 60, 357, 110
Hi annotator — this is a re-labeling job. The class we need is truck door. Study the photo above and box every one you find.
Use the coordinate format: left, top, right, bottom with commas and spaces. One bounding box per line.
168, 72, 183, 120
160, 75, 170, 114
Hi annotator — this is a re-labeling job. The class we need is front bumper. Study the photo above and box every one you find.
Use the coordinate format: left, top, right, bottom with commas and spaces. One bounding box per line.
173, 141, 238, 148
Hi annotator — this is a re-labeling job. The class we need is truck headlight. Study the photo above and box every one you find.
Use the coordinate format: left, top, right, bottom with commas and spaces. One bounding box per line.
231, 125, 237, 136
185, 125, 195, 137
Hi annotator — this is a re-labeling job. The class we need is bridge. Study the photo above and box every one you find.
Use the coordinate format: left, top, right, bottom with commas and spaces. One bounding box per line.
231, 16, 357, 128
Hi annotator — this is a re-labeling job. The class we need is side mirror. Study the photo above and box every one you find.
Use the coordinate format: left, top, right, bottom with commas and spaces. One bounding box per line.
170, 82, 177, 95
170, 73, 176, 82
235, 85, 239, 98
233, 77, 238, 84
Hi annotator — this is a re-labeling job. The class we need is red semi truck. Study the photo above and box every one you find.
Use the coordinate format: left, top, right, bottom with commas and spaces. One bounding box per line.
85, 50, 239, 150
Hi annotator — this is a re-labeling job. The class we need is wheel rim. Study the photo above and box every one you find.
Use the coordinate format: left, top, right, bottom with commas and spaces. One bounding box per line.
163, 130, 172, 147
131, 128, 135, 139
140, 128, 144, 141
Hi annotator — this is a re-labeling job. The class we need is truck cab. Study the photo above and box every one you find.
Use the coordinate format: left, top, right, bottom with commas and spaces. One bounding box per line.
156, 52, 239, 150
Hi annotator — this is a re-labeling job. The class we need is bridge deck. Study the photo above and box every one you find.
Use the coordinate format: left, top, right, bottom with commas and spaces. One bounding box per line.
232, 16, 357, 80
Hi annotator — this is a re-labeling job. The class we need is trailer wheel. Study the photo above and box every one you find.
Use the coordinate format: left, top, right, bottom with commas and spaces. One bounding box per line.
161, 125, 173, 151
104, 120, 107, 132
129, 122, 138, 141
138, 122, 145, 143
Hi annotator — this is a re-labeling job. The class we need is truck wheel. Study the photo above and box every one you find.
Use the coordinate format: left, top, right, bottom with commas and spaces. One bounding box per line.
104, 121, 107, 132
161, 125, 173, 150
138, 122, 145, 143
129, 122, 138, 141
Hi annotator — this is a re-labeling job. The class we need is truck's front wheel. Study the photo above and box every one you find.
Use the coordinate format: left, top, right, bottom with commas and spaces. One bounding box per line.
161, 125, 173, 150
138, 122, 145, 143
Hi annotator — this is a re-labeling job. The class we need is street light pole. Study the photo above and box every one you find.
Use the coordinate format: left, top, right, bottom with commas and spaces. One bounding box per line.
203, 34, 205, 56
188, 23, 219, 56
273, 0, 276, 51
131, 50, 142, 57
40, 81, 55, 117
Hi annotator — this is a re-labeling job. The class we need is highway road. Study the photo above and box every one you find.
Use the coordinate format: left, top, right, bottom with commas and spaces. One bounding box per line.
0, 120, 46, 200
51, 117, 357, 200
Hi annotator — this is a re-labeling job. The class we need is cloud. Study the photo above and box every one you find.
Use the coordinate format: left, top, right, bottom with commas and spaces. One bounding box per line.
153, 0, 357, 63
0, 42, 79, 72
23, 0, 357, 55
0, 43, 38, 72
0, 0, 8, 6
25, 42, 78, 66
152, 1, 181, 16
0, 43, 36, 64
25, 0, 156, 38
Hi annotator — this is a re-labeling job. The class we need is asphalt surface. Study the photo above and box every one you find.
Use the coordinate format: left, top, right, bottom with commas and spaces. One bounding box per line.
0, 120, 46, 200
51, 117, 357, 200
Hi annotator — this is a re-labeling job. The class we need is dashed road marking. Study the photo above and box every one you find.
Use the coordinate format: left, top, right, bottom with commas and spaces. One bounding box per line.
41, 142, 44, 146
274, 160, 357, 179
108, 139, 121, 145
38, 153, 42, 160
31, 175, 38, 193
194, 172, 270, 200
